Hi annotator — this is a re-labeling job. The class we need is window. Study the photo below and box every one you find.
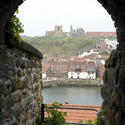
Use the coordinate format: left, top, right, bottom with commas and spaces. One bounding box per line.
58, 27, 60, 30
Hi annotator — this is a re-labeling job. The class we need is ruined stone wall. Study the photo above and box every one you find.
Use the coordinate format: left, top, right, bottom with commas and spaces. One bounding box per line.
0, 42, 43, 124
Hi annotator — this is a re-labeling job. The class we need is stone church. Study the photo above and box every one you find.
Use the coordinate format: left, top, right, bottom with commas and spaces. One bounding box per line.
46, 25, 85, 37
46, 25, 67, 37
70, 25, 85, 37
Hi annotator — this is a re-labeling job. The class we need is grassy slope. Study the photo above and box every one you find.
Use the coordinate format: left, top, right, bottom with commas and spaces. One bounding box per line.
23, 37, 99, 55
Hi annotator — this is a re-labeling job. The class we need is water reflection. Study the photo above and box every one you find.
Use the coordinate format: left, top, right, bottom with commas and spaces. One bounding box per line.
43, 86, 102, 105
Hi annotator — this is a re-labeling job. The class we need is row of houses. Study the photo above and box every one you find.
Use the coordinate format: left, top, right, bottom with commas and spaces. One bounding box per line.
76, 38, 117, 57
42, 53, 107, 80
68, 61, 96, 79
42, 38, 117, 80
86, 32, 116, 37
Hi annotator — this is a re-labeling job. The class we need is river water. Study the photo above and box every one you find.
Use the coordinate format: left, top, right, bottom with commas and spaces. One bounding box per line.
43, 86, 103, 105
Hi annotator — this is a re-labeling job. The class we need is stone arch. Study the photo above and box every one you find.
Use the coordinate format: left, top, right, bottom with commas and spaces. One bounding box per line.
0, 0, 125, 125
0, 0, 120, 44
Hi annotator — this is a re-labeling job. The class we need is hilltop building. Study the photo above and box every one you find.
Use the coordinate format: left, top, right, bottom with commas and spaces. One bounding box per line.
46, 25, 85, 37
70, 25, 85, 37
46, 25, 67, 37
45, 25, 116, 38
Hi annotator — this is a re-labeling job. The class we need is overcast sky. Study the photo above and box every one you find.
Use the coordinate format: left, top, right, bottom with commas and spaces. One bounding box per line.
19, 0, 116, 36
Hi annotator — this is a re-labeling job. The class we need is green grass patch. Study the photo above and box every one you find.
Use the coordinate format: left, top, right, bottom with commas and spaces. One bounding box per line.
23, 36, 101, 55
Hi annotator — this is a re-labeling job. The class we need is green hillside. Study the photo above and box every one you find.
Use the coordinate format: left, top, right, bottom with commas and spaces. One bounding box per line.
23, 37, 98, 55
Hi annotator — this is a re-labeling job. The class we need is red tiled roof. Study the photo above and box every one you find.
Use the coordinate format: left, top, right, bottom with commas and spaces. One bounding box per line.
86, 32, 116, 37
42, 62, 51, 72
45, 104, 101, 123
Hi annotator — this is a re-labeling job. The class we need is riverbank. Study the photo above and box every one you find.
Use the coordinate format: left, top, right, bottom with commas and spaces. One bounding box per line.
43, 79, 103, 88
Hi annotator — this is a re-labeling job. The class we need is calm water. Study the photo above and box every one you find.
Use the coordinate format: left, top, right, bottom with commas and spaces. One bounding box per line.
43, 86, 103, 105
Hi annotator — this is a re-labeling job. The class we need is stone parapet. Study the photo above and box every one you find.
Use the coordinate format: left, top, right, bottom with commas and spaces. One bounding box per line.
0, 44, 43, 124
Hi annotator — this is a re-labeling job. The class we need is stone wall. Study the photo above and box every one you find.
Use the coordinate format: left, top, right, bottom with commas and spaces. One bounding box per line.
0, 42, 43, 124
96, 1, 125, 125
101, 49, 125, 125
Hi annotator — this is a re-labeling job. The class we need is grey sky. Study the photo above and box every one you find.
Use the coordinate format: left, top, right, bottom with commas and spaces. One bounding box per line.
19, 0, 116, 36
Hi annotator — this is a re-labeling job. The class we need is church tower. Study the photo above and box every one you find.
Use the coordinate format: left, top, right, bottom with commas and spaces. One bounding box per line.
70, 25, 73, 37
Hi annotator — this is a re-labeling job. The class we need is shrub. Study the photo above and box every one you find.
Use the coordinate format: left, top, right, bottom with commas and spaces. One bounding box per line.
42, 101, 67, 125
96, 110, 105, 125
7, 9, 24, 42
86, 110, 105, 125
86, 119, 93, 124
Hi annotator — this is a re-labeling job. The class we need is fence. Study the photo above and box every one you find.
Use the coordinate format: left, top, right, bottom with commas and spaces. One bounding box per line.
41, 103, 100, 125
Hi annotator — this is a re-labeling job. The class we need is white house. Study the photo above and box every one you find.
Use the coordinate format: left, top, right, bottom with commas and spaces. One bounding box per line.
42, 72, 47, 79
68, 72, 79, 79
105, 38, 118, 50
87, 72, 96, 79
78, 50, 99, 58
68, 60, 96, 80
68, 71, 96, 79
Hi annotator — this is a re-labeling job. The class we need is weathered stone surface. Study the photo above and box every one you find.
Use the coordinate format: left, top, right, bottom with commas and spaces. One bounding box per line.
0, 44, 42, 125
101, 49, 125, 125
